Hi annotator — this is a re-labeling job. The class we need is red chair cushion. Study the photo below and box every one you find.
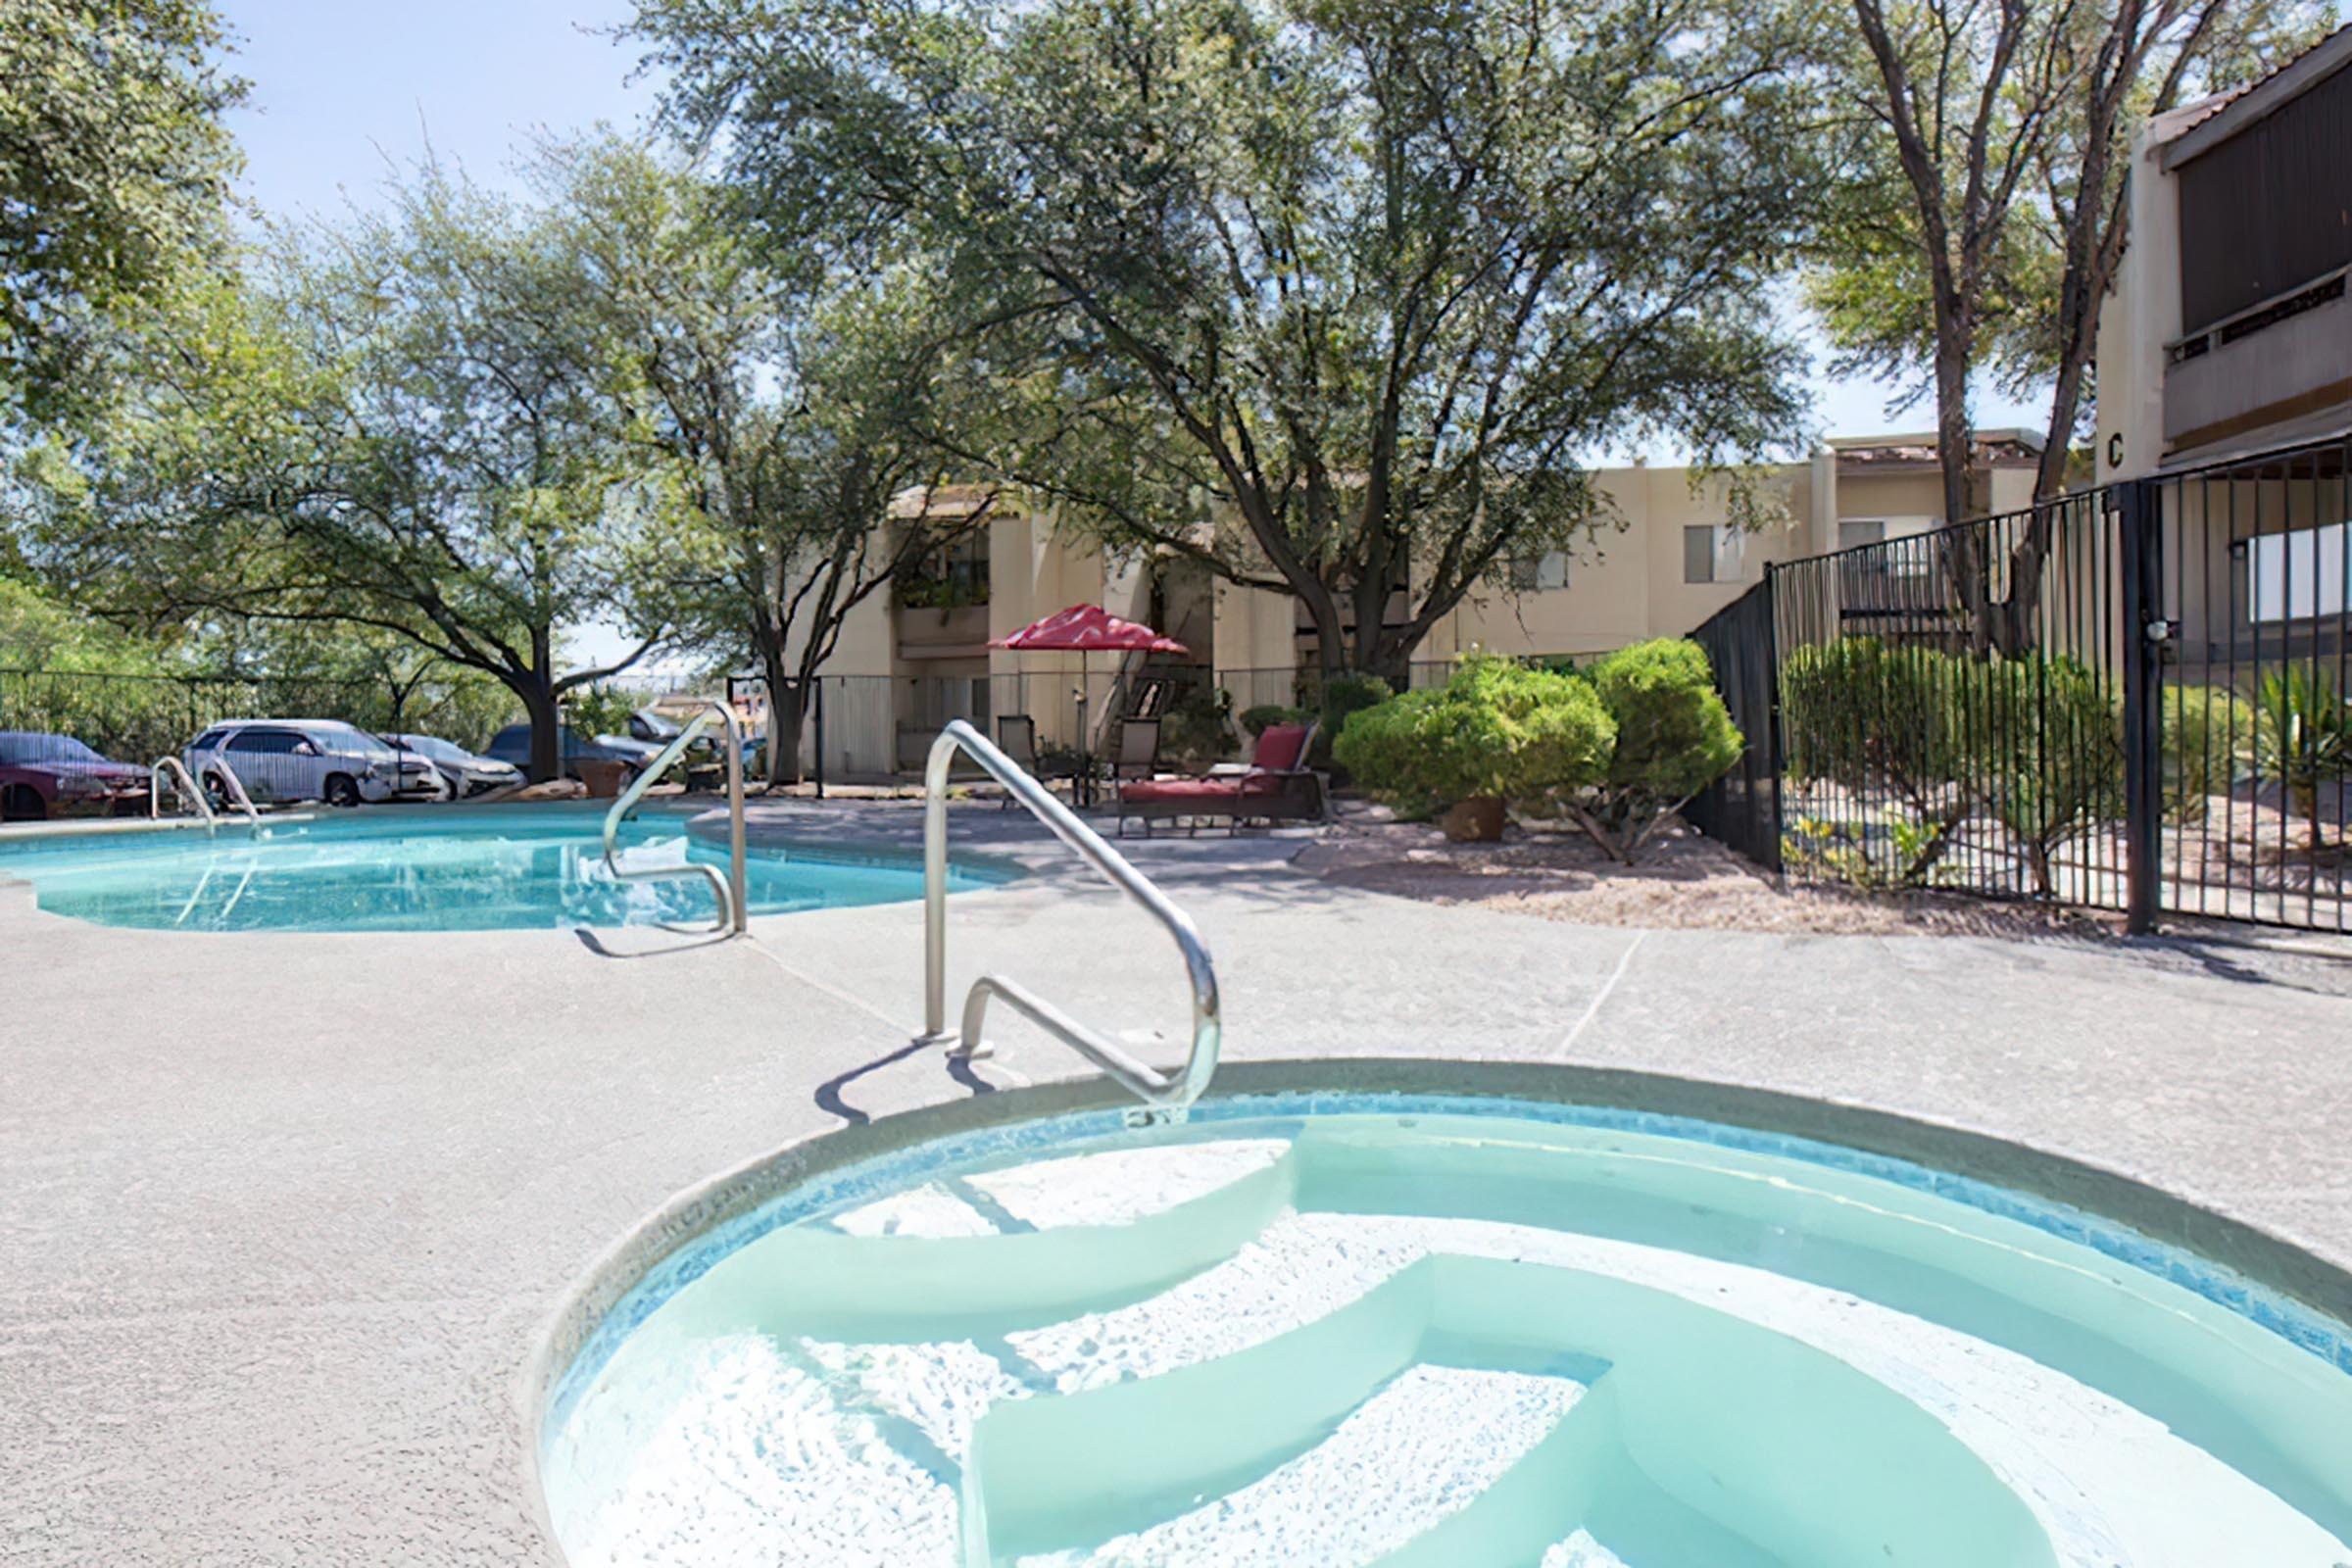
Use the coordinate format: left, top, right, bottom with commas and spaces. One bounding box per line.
1121, 778, 1244, 805
1251, 723, 1309, 772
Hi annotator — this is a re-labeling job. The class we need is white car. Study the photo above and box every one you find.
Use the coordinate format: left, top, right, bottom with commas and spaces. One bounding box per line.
183, 719, 439, 808
383, 733, 523, 800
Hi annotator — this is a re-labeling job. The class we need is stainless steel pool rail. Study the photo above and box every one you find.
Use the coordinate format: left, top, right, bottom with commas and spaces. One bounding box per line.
149, 757, 218, 831
601, 698, 748, 937
918, 718, 1221, 1112
208, 757, 261, 825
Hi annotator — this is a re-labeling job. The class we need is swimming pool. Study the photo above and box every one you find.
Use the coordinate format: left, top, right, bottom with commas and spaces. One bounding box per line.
535, 1078, 2352, 1568
0, 806, 996, 932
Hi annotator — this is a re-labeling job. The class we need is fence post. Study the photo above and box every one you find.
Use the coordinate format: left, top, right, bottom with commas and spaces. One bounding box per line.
1762, 564, 1786, 875
2117, 477, 2164, 934
813, 677, 826, 801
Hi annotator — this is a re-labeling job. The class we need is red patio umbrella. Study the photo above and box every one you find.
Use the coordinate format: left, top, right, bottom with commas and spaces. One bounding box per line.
991, 605, 1188, 803
990, 604, 1190, 656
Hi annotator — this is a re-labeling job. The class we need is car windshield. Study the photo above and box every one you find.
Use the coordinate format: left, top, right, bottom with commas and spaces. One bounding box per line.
0, 734, 102, 764
395, 734, 466, 762
318, 725, 396, 758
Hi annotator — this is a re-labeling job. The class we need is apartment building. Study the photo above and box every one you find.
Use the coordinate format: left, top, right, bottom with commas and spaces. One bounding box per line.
795, 434, 2042, 774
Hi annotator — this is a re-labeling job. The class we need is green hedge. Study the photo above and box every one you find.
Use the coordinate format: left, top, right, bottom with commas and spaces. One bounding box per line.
1334, 641, 1741, 860
1335, 655, 1613, 807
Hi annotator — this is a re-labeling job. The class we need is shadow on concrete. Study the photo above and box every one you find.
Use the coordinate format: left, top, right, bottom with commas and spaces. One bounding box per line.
571, 927, 738, 960
815, 1036, 999, 1124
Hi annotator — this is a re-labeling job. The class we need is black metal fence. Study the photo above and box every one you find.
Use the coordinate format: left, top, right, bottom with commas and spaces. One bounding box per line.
1687, 431, 2352, 933
1683, 582, 1782, 871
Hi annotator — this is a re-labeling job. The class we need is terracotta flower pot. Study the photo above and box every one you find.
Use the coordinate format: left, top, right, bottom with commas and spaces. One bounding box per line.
1441, 795, 1506, 843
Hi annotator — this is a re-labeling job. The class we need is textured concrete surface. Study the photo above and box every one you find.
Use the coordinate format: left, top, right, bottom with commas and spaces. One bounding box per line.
2, 799, 2349, 1566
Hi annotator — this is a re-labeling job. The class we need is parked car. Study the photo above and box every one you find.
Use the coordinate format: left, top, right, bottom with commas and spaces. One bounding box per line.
482, 724, 650, 782
183, 719, 439, 808
0, 732, 152, 821
627, 705, 764, 773
382, 733, 524, 800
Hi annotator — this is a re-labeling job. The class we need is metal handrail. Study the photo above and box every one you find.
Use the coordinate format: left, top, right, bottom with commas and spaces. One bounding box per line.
205, 754, 262, 825
919, 718, 1221, 1111
601, 699, 748, 936
149, 757, 218, 832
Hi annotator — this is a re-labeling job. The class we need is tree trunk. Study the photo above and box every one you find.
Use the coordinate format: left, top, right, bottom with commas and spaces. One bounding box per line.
520, 677, 563, 784
1932, 338, 1995, 654
765, 651, 807, 789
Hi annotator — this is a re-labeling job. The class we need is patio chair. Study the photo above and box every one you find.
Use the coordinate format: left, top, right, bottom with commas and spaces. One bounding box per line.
1114, 720, 1325, 837
995, 715, 1076, 805
1107, 717, 1161, 785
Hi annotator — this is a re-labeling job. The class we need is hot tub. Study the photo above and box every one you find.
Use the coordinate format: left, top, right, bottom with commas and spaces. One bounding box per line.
528, 1063, 2352, 1567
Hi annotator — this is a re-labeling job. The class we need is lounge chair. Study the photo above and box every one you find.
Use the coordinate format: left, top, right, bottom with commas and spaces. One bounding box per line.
1114, 720, 1324, 836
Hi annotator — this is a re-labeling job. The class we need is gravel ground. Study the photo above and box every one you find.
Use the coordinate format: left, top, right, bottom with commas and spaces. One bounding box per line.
1294, 804, 2126, 939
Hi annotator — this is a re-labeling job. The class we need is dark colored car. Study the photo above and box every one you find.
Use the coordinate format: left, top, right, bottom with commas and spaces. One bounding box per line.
483, 724, 650, 781
0, 731, 153, 821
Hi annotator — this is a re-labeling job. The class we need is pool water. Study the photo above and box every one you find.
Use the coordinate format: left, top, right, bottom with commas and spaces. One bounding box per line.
540, 1097, 2352, 1568
0, 806, 989, 932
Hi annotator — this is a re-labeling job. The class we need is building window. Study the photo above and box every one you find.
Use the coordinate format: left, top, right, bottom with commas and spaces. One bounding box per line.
1684, 525, 1740, 584
2245, 521, 2351, 624
1839, 519, 1886, 551
1504, 551, 1570, 592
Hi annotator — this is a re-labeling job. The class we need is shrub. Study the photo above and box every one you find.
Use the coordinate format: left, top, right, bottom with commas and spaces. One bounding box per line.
2249, 665, 2352, 850
1781, 636, 1970, 885
2163, 685, 2246, 824
1962, 655, 2124, 896
1238, 703, 1308, 739
1335, 655, 1613, 813
1314, 672, 1392, 779
1570, 638, 1743, 861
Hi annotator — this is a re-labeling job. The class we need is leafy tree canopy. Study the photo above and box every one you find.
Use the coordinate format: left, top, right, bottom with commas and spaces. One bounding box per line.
632, 0, 1835, 676
23, 162, 686, 777
0, 0, 246, 422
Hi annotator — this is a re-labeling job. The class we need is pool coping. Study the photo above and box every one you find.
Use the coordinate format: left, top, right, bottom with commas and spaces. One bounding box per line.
514, 1055, 2352, 1562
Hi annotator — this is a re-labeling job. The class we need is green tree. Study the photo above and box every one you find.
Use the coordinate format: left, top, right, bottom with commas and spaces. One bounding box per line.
1816, 0, 2325, 649
632, 0, 1830, 680
1572, 639, 1745, 862
26, 166, 679, 780
550, 138, 992, 784
0, 0, 245, 421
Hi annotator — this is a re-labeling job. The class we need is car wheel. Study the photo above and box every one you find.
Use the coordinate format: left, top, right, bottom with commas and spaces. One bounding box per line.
1, 784, 46, 822
202, 771, 232, 810
323, 773, 363, 808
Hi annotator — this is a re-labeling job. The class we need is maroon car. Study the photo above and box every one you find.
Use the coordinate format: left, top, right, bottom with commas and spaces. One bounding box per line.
0, 731, 153, 821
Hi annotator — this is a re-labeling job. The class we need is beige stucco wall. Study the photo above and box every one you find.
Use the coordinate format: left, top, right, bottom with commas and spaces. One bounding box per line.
2097, 120, 2186, 484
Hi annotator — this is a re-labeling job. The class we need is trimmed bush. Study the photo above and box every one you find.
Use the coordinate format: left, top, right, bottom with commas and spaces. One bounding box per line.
1572, 638, 1743, 861
1962, 655, 2124, 896
2163, 685, 2246, 824
1781, 636, 1971, 885
1335, 655, 1613, 823
1314, 672, 1392, 779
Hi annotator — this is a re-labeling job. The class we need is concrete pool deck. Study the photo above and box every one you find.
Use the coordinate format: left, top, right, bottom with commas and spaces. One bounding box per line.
2, 798, 2350, 1565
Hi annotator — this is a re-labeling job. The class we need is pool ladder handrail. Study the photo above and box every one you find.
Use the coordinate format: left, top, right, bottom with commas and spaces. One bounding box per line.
601, 698, 748, 936
207, 755, 262, 825
918, 718, 1221, 1112
149, 756, 219, 832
